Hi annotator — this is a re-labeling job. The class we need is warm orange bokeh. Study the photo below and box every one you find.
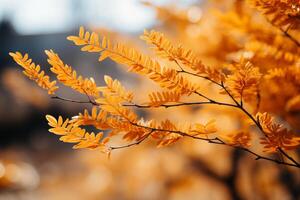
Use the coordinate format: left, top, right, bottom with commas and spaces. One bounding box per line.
2, 0, 300, 199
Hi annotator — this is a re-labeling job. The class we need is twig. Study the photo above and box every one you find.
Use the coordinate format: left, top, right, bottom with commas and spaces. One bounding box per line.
51, 93, 300, 168
169, 69, 300, 167
177, 70, 222, 86
265, 17, 300, 47
281, 27, 300, 48
51, 96, 92, 104
51, 95, 239, 109
110, 130, 153, 150
51, 66, 300, 167
279, 148, 300, 167
51, 94, 300, 168
130, 121, 300, 168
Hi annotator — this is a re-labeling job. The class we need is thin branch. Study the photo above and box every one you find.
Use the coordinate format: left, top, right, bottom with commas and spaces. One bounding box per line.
129, 121, 300, 168
210, 140, 299, 167
52, 95, 238, 109
281, 27, 300, 47
123, 102, 214, 108
51, 96, 93, 104
194, 91, 215, 102
174, 59, 184, 71
237, 101, 300, 167
241, 147, 299, 167
220, 81, 240, 106
254, 92, 261, 114
177, 69, 240, 106
116, 18, 300, 167
51, 94, 300, 168
177, 70, 222, 86
127, 101, 238, 109
176, 71, 300, 167
82, 89, 98, 105
51, 61, 300, 167
265, 17, 300, 47
279, 148, 300, 167
109, 130, 153, 150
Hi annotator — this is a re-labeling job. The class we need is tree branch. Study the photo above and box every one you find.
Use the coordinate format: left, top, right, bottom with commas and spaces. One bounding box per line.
109, 130, 153, 150
51, 95, 300, 168
51, 96, 94, 104
176, 70, 300, 167
265, 17, 300, 47
129, 121, 300, 168
51, 69, 300, 167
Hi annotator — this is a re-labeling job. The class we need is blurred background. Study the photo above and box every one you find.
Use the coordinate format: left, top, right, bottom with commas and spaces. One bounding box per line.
1, 0, 300, 199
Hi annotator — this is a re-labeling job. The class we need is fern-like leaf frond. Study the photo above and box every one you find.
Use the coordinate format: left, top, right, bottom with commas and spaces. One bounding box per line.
45, 50, 99, 97
98, 75, 134, 103
67, 26, 105, 52
68, 27, 198, 95
148, 91, 181, 107
257, 112, 300, 152
224, 59, 261, 104
108, 118, 149, 141
223, 132, 252, 148
246, 39, 300, 64
46, 115, 109, 150
96, 96, 138, 123
191, 120, 218, 136
265, 67, 300, 86
70, 107, 110, 130
140, 29, 178, 61
152, 119, 182, 147
9, 52, 58, 94
250, 0, 300, 29
141, 29, 225, 82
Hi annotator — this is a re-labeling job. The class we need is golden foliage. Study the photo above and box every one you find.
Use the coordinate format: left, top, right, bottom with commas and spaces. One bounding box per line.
98, 75, 134, 103
140, 30, 178, 61
68, 27, 198, 95
257, 112, 300, 152
70, 107, 110, 130
217, 5, 300, 69
250, 0, 300, 29
141, 29, 225, 82
46, 115, 109, 150
265, 67, 300, 86
151, 119, 182, 147
96, 96, 138, 123
9, 52, 58, 94
9, 0, 300, 169
263, 67, 300, 114
45, 50, 99, 97
245, 39, 300, 64
191, 120, 218, 136
224, 59, 261, 104
109, 117, 148, 141
66, 26, 105, 52
223, 132, 252, 148
148, 91, 181, 107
